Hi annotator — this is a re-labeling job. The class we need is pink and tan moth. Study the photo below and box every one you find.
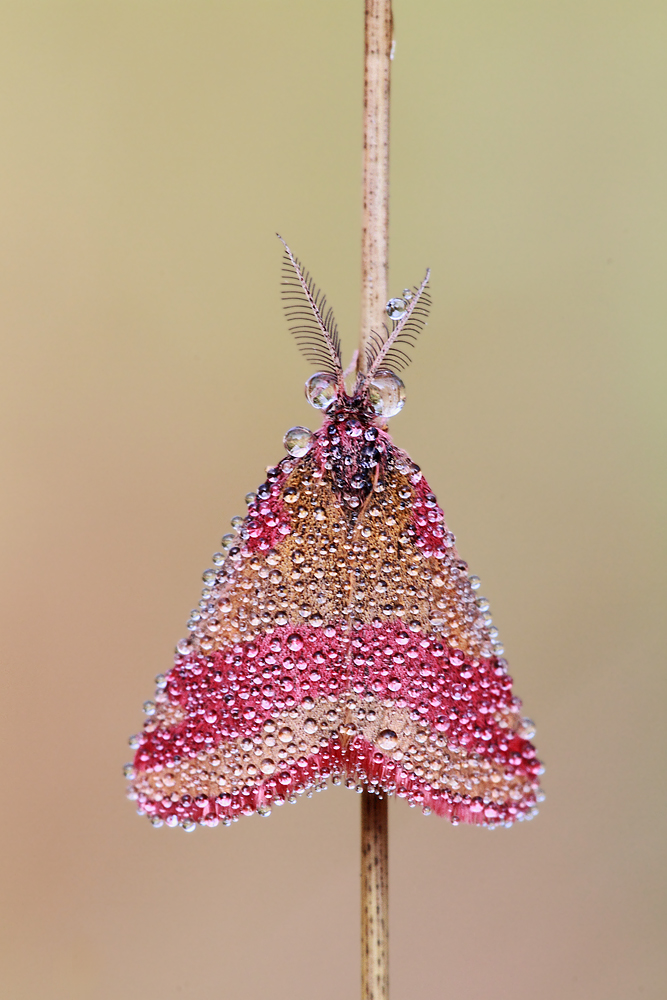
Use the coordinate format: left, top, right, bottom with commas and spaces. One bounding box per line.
125, 239, 543, 830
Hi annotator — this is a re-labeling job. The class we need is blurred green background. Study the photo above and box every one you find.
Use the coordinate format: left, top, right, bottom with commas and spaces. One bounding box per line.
0, 2, 665, 998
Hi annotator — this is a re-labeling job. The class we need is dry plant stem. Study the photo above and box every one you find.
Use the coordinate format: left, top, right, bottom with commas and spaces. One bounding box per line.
359, 3, 392, 997
359, 0, 393, 375
361, 791, 389, 1000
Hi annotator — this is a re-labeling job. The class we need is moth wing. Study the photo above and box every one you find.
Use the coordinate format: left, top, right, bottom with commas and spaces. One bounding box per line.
129, 437, 542, 829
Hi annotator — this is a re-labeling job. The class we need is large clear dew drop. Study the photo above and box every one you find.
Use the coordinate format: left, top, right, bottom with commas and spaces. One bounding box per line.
386, 297, 407, 321
368, 371, 406, 418
305, 372, 339, 410
283, 425, 313, 458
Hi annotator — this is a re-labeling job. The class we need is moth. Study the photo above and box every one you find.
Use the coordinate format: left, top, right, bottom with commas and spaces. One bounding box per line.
126, 239, 543, 830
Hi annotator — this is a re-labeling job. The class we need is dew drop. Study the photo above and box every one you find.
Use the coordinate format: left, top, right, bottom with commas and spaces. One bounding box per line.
305, 372, 339, 410
377, 729, 399, 751
386, 297, 407, 321
283, 426, 313, 458
518, 718, 537, 740
368, 372, 406, 418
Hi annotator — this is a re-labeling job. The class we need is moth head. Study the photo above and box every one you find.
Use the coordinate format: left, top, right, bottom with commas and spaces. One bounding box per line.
304, 368, 406, 423
279, 235, 429, 425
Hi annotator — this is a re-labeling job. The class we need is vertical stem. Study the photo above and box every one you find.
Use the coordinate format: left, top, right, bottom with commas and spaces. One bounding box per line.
361, 790, 389, 1000
358, 0, 393, 375
360, 3, 392, 997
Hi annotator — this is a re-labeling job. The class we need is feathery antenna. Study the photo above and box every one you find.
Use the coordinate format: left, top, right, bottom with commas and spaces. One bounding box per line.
364, 269, 431, 379
278, 235, 343, 378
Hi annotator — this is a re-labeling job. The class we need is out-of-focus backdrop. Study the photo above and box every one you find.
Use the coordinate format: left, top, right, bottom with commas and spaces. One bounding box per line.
1, 2, 665, 998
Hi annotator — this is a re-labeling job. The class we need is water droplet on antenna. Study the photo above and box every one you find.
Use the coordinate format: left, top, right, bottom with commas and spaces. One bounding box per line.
386, 297, 407, 321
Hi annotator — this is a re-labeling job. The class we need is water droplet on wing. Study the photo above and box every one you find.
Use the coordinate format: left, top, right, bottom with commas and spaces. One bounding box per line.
283, 426, 313, 457
377, 729, 399, 751
518, 718, 536, 740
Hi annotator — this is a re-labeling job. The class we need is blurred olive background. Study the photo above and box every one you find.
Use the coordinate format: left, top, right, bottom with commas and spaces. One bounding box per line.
1, 2, 665, 998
